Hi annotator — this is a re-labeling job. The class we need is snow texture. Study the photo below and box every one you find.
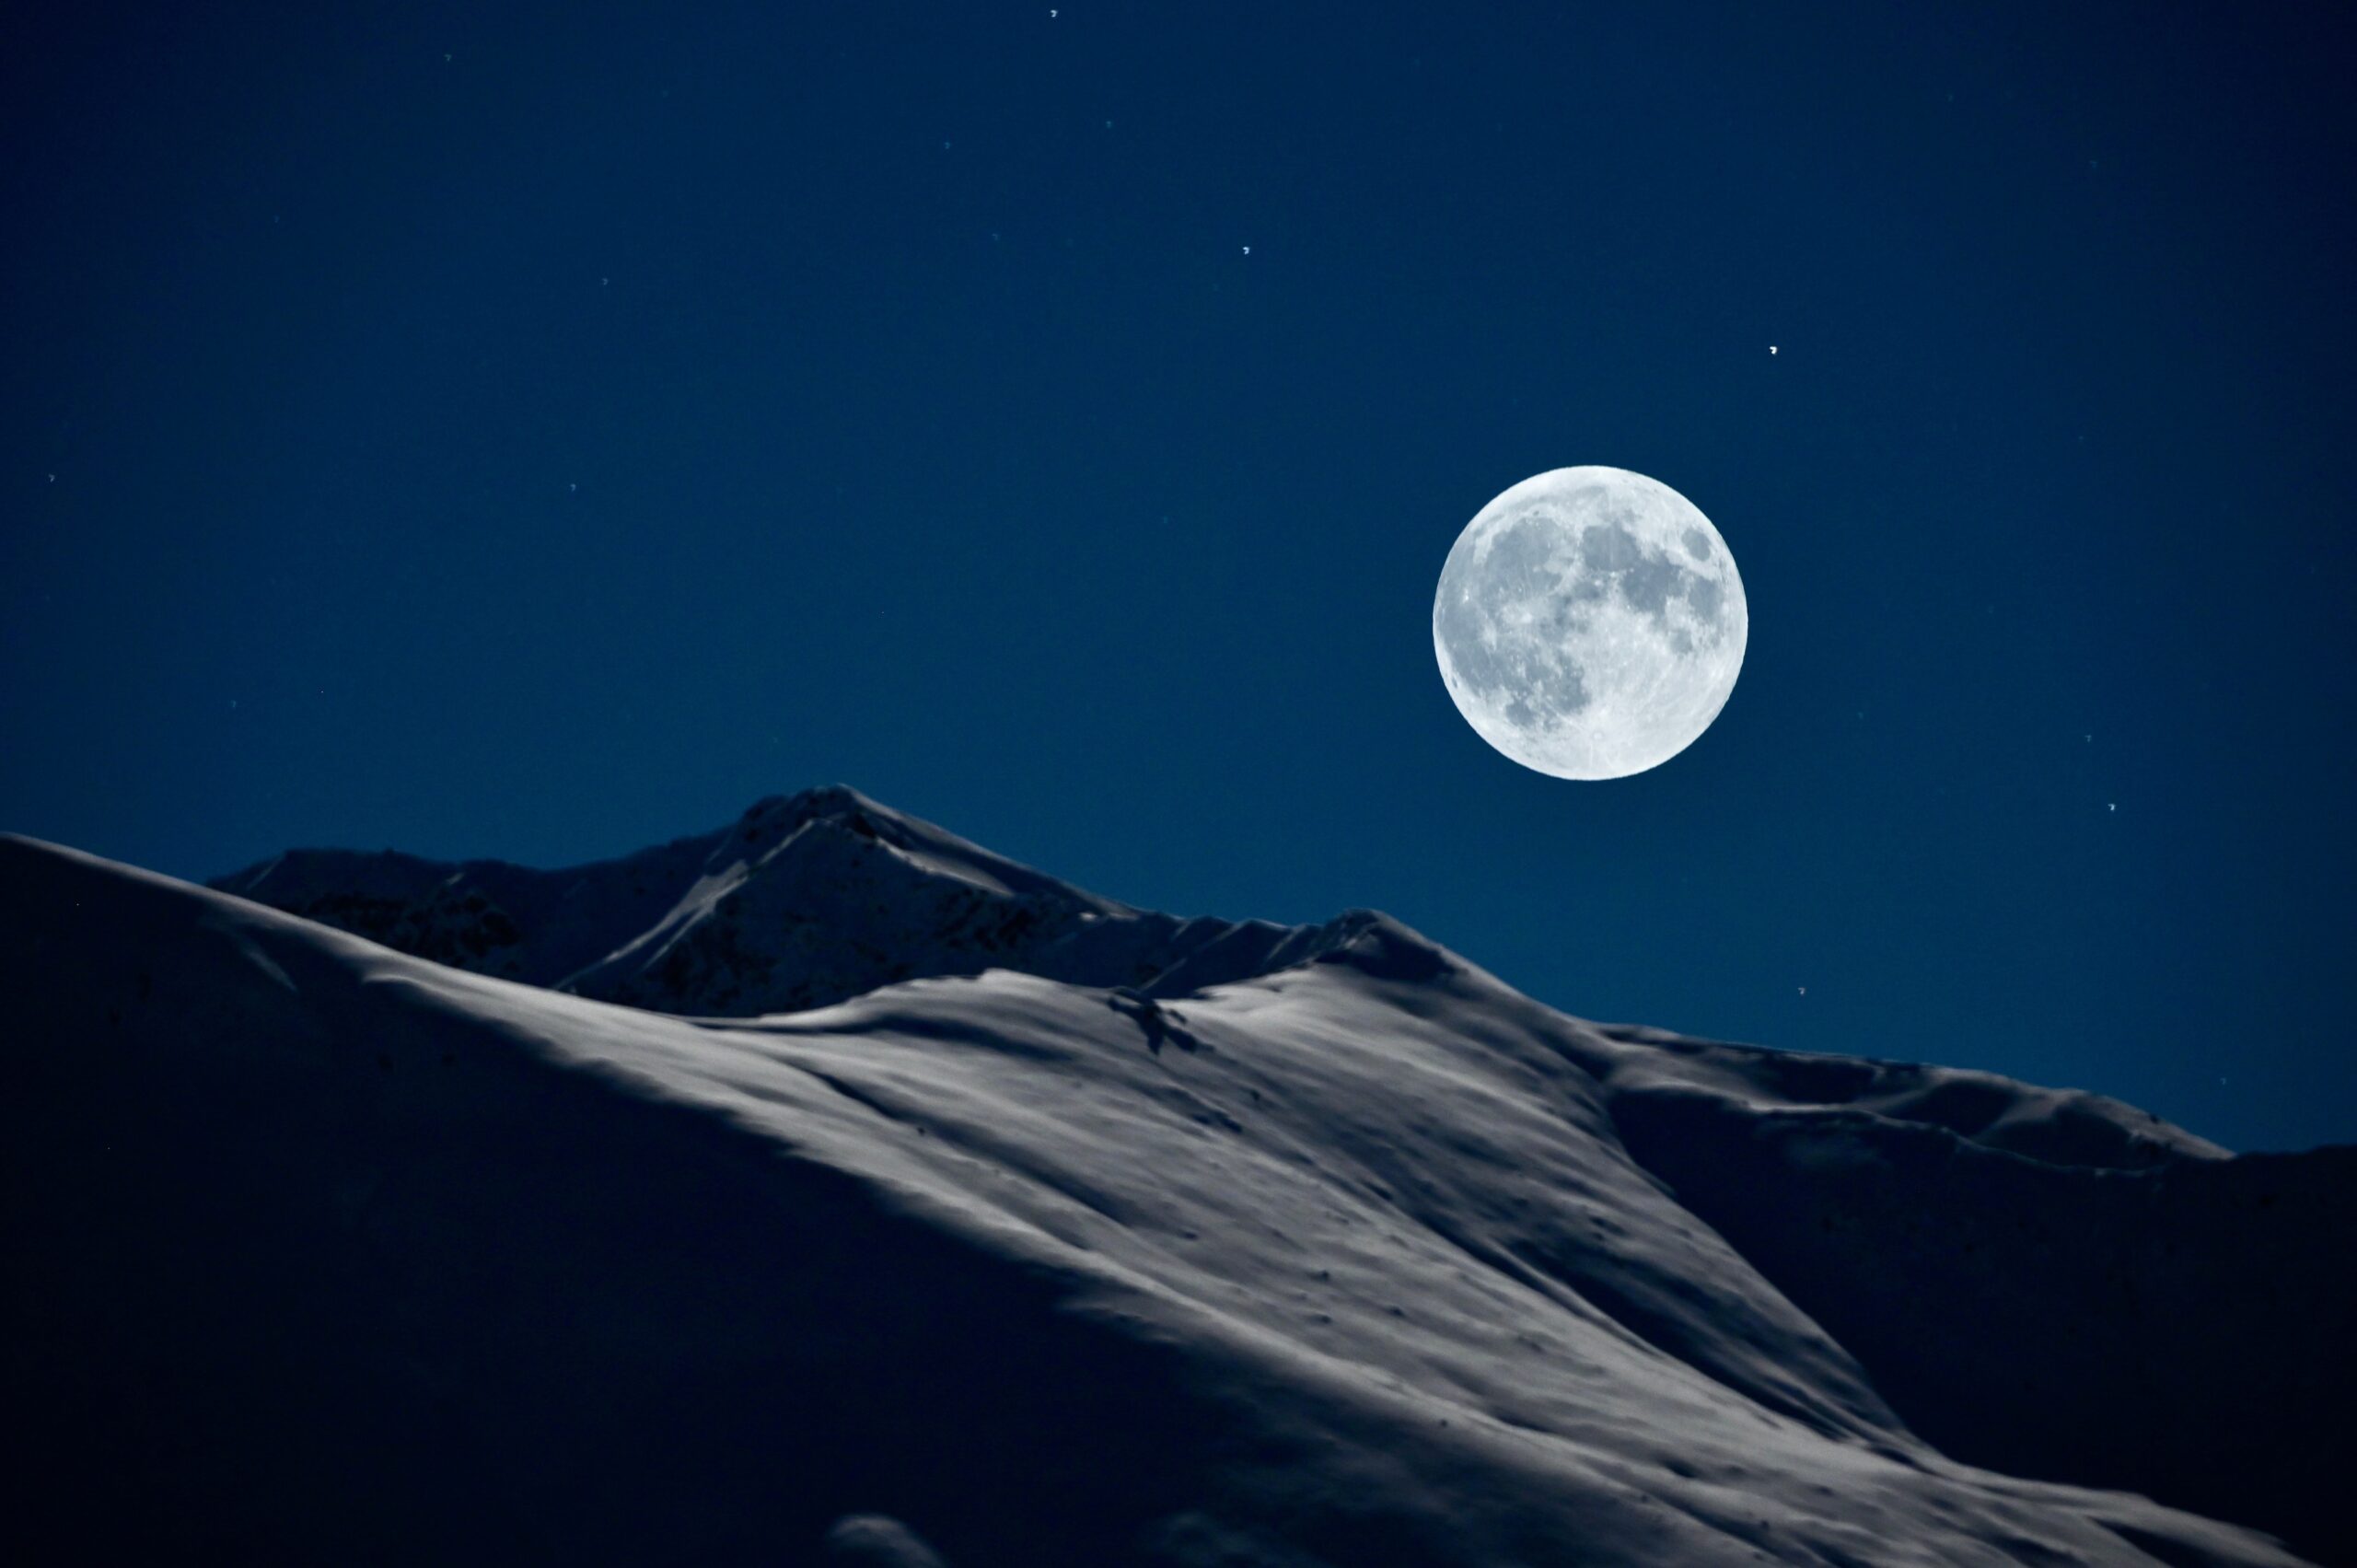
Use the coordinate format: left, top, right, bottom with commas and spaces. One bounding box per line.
3, 790, 2348, 1566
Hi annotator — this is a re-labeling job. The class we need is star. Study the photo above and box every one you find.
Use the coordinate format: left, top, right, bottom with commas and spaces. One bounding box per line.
1242, 245, 1250, 255
2107, 802, 2117, 812
1769, 345, 1778, 354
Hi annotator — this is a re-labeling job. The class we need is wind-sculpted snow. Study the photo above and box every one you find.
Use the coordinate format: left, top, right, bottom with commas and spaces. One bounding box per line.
6, 824, 2340, 1566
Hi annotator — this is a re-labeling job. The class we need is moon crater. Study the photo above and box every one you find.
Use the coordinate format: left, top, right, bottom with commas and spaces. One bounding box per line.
1434, 467, 1747, 779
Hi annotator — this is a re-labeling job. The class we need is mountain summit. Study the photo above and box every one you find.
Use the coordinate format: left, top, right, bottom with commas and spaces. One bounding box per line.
6, 794, 2350, 1566
209, 785, 1425, 1016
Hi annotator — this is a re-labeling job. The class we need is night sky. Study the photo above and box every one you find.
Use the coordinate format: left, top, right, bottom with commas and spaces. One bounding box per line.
5, 3, 2351, 1153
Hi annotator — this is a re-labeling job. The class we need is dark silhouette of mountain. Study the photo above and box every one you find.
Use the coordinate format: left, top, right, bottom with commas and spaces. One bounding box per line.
208, 785, 1376, 1015
3, 792, 2346, 1565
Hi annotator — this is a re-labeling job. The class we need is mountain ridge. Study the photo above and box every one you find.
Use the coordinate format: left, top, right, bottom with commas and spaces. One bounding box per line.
5, 795, 2348, 1564
205, 787, 2234, 1178
208, 785, 1429, 1018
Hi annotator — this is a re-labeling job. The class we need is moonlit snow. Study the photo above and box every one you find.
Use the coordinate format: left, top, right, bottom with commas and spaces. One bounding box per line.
1434, 467, 1747, 779
4, 788, 2348, 1565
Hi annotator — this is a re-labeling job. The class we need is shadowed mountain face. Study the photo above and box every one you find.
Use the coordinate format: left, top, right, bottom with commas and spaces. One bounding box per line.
3, 792, 2348, 1566
208, 785, 1379, 1016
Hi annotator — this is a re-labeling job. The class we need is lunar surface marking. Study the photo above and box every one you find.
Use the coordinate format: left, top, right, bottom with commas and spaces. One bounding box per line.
1434, 467, 1747, 779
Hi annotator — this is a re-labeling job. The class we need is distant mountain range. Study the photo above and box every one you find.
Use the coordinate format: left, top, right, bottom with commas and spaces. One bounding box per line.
4, 787, 2348, 1566
206, 785, 1391, 1017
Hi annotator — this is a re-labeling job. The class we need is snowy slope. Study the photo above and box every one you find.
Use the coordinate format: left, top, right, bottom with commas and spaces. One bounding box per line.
3, 801, 2345, 1565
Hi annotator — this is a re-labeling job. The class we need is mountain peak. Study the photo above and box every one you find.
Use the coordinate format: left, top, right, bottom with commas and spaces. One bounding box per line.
1306, 907, 1459, 983
737, 784, 903, 842
208, 788, 1444, 1018
751, 781, 889, 818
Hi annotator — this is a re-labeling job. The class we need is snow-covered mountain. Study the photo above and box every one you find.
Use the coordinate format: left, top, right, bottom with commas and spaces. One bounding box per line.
5, 790, 2349, 1567
207, 785, 1370, 1016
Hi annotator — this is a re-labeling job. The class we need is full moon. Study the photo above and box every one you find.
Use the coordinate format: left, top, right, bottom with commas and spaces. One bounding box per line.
1434, 467, 1747, 779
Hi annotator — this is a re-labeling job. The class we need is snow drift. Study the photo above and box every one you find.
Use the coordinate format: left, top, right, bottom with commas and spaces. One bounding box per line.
4, 788, 2348, 1566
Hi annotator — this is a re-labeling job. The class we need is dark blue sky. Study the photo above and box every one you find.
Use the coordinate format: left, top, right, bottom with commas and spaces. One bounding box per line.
6, 3, 2351, 1151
